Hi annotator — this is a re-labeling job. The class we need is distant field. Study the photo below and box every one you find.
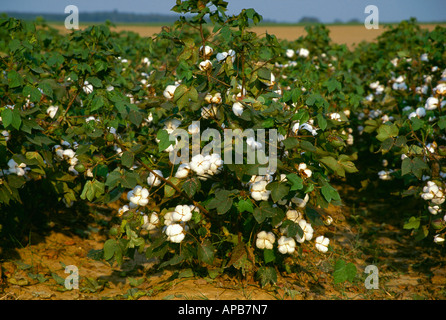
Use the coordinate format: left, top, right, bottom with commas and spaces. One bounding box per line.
49, 23, 445, 48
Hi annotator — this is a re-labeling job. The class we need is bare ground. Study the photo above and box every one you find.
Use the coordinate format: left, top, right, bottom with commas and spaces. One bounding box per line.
48, 24, 445, 49
1, 182, 445, 300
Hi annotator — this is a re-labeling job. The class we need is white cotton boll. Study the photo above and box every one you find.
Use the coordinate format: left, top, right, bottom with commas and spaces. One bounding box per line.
199, 59, 212, 71
216, 52, 228, 62
395, 75, 405, 83
228, 49, 236, 62
199, 45, 214, 57
325, 215, 333, 225
416, 107, 426, 117
201, 105, 218, 119
298, 163, 312, 178
291, 193, 309, 208
83, 81, 93, 94
127, 185, 150, 207
428, 205, 442, 215
434, 83, 446, 95
369, 81, 380, 89
246, 136, 263, 150
62, 149, 76, 160
175, 163, 191, 179
207, 153, 223, 175
163, 84, 178, 99
188, 122, 200, 135
164, 118, 182, 134
278, 236, 296, 254
378, 170, 393, 180
256, 231, 275, 250
408, 111, 417, 120
211, 92, 222, 104
433, 234, 445, 244
232, 102, 244, 116
286, 209, 302, 223
172, 205, 192, 222
118, 205, 129, 217
425, 97, 439, 110
46, 106, 59, 118
297, 48, 309, 58
7, 159, 27, 176
295, 220, 314, 243
142, 212, 159, 231
163, 211, 174, 226
315, 235, 330, 253
1, 130, 9, 142
286, 49, 295, 58
147, 170, 163, 187
420, 53, 429, 62
250, 180, 270, 201
165, 223, 185, 243
190, 154, 211, 176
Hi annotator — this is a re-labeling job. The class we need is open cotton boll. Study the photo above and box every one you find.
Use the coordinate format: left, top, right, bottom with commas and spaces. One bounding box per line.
246, 136, 263, 150
207, 153, 223, 175
285, 49, 295, 58
256, 231, 275, 250
147, 170, 163, 187
291, 193, 309, 208
7, 159, 28, 176
295, 220, 314, 243
297, 48, 309, 58
199, 59, 212, 71
199, 45, 214, 58
163, 84, 179, 99
127, 185, 150, 207
428, 205, 442, 215
175, 163, 191, 179
425, 97, 439, 110
232, 102, 244, 116
298, 163, 312, 179
286, 209, 302, 223
278, 236, 296, 254
315, 235, 330, 253
164, 118, 182, 134
46, 106, 59, 119
201, 105, 219, 119
172, 204, 192, 222
165, 223, 185, 243
142, 212, 159, 231
189, 154, 211, 176
83, 81, 93, 94
118, 205, 129, 217
250, 180, 270, 201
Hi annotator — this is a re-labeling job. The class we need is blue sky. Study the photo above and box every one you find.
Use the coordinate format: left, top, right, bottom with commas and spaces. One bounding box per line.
1, 0, 445, 23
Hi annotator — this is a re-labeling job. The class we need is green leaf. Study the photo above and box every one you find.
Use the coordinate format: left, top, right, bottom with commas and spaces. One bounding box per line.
333, 260, 357, 284
266, 181, 289, 203
103, 239, 117, 260
403, 216, 421, 230
8, 70, 22, 88
121, 151, 134, 168
256, 266, 277, 288
376, 123, 399, 142
317, 113, 327, 131
253, 201, 277, 223
157, 129, 174, 152
197, 239, 215, 265
321, 184, 341, 203
182, 177, 201, 198
286, 173, 303, 191
90, 95, 104, 112
263, 249, 276, 264
237, 199, 254, 213
324, 78, 342, 93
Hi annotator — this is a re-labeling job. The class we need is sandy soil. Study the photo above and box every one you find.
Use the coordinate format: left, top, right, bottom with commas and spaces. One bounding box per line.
1, 183, 444, 300
49, 24, 444, 48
